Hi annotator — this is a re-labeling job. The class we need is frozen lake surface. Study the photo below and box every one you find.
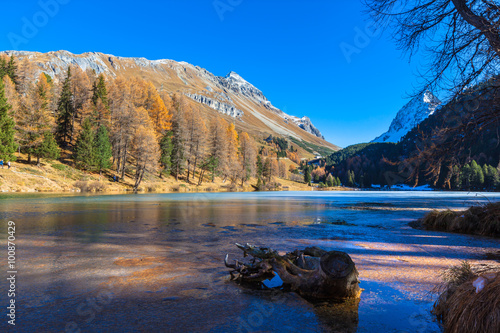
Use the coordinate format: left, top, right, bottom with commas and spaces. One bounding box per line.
1, 191, 499, 332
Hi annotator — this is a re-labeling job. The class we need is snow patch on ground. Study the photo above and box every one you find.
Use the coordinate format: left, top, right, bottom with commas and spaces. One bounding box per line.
370, 184, 434, 191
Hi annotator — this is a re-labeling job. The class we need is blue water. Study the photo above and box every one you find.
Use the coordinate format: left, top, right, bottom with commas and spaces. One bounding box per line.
1, 191, 499, 332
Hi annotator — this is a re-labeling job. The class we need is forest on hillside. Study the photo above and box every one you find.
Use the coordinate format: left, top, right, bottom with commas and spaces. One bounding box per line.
0, 55, 307, 191
320, 80, 500, 191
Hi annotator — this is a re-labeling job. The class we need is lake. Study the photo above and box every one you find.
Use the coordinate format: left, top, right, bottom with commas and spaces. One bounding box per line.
1, 191, 500, 332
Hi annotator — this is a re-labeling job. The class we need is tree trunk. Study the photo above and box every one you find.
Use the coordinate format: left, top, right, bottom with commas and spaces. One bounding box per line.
121, 142, 128, 180
193, 158, 198, 183
225, 245, 361, 301
133, 165, 145, 192
274, 250, 360, 300
116, 146, 121, 174
198, 169, 205, 186
70, 112, 76, 145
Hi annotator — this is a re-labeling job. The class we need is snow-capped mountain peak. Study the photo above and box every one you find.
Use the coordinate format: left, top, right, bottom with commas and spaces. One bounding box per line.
423, 91, 441, 105
225, 71, 247, 84
217, 71, 325, 138
372, 91, 441, 143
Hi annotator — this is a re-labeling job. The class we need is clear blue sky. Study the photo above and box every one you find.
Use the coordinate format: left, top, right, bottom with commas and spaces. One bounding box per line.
1, 0, 426, 148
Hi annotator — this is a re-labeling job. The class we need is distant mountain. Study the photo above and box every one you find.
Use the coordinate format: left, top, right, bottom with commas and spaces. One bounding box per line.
1, 50, 338, 152
325, 84, 500, 190
372, 91, 441, 143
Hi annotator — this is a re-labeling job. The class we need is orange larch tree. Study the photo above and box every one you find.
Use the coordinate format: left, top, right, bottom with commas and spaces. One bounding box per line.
239, 131, 257, 185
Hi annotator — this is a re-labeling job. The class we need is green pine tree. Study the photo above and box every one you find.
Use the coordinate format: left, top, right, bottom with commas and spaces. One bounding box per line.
93, 125, 112, 175
451, 165, 462, 190
0, 78, 16, 162
207, 156, 219, 183
304, 167, 312, 184
336, 177, 341, 187
92, 74, 109, 108
171, 121, 185, 181
91, 74, 110, 125
256, 155, 263, 178
346, 170, 355, 187
56, 67, 74, 146
492, 166, 500, 189
34, 132, 60, 165
471, 160, 484, 189
483, 165, 499, 190
263, 158, 272, 183
0, 57, 6, 79
6, 56, 17, 84
461, 164, 472, 189
326, 174, 334, 187
159, 131, 173, 177
74, 118, 96, 170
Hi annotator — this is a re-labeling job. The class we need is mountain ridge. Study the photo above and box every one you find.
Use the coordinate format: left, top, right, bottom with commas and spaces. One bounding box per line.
2, 50, 336, 151
372, 91, 441, 143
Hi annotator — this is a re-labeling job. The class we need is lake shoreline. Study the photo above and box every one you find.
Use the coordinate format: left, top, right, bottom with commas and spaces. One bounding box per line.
2, 161, 498, 195
0, 161, 357, 194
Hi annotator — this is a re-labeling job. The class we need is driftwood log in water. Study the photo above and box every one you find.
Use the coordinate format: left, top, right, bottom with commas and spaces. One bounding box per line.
225, 244, 362, 300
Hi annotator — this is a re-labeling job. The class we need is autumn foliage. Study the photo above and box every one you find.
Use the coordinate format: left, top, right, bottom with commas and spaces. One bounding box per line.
0, 56, 303, 191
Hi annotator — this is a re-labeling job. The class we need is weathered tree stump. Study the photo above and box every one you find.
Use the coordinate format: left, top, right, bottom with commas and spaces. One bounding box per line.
225, 244, 362, 301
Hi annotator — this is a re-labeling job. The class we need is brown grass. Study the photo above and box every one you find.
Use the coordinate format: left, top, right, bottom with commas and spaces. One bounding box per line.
74, 180, 107, 192
433, 262, 500, 333
417, 202, 500, 237
0, 154, 318, 194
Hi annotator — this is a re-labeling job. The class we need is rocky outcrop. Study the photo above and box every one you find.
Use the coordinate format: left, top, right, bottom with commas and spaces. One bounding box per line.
290, 116, 324, 139
218, 71, 268, 104
215, 71, 324, 138
185, 93, 243, 119
4, 50, 112, 77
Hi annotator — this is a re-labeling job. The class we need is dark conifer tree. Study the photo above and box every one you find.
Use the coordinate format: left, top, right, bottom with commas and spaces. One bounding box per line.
92, 74, 109, 108
93, 125, 112, 175
91, 74, 110, 126
73, 118, 96, 170
34, 132, 60, 165
56, 67, 74, 146
304, 167, 311, 184
170, 120, 185, 181
6, 56, 17, 84
0, 78, 16, 161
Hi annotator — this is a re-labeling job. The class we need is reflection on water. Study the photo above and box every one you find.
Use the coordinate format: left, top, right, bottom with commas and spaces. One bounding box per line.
1, 191, 499, 332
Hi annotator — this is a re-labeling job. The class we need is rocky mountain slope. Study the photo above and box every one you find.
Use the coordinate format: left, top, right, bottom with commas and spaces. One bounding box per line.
372, 91, 441, 143
2, 50, 338, 152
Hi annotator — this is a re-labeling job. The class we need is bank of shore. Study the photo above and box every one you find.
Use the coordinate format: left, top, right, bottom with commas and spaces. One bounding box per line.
0, 160, 355, 194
